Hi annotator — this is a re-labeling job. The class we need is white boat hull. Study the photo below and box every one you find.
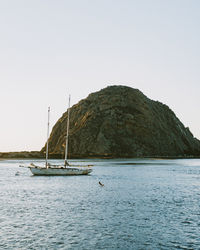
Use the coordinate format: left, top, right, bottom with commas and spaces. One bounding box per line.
29, 166, 92, 176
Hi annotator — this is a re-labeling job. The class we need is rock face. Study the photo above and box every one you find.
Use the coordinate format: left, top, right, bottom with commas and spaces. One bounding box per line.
43, 85, 200, 158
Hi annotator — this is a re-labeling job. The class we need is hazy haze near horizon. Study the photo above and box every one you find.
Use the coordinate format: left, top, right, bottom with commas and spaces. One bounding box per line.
0, 0, 200, 152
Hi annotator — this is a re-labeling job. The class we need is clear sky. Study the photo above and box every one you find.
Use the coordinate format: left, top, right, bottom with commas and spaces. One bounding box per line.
0, 0, 200, 152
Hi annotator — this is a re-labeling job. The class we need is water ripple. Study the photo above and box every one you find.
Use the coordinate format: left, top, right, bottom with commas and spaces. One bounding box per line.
1, 159, 200, 249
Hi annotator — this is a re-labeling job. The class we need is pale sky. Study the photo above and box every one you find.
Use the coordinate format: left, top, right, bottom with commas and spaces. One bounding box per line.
0, 0, 200, 152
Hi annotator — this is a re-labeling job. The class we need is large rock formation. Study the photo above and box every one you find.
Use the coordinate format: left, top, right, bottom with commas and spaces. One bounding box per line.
43, 85, 200, 158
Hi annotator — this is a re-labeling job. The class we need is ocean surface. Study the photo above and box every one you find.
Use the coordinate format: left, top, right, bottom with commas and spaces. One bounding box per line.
1, 158, 200, 249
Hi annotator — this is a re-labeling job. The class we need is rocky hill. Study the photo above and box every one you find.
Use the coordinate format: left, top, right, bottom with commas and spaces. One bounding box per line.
42, 85, 200, 158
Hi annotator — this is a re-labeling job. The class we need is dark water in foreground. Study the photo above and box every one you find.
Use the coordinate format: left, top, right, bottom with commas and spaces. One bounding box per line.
1, 159, 200, 249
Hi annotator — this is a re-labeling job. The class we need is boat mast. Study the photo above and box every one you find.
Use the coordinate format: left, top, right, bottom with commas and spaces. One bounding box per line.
64, 95, 71, 167
45, 107, 50, 168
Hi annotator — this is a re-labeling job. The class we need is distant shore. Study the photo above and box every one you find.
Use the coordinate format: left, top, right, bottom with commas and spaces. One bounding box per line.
0, 151, 200, 160
0, 151, 44, 159
0, 151, 64, 159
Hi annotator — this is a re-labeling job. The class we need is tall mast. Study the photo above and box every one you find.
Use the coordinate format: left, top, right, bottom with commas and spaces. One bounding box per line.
64, 95, 70, 167
45, 107, 50, 168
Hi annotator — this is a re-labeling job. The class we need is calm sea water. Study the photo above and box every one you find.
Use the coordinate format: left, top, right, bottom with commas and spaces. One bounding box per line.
1, 158, 200, 249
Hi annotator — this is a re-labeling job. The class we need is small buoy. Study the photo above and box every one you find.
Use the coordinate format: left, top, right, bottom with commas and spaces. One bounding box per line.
99, 181, 104, 187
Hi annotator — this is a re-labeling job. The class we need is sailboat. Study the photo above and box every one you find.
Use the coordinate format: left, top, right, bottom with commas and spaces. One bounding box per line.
21, 96, 92, 176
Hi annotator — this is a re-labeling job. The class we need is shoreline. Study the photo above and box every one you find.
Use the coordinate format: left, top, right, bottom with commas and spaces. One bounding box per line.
0, 151, 200, 160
